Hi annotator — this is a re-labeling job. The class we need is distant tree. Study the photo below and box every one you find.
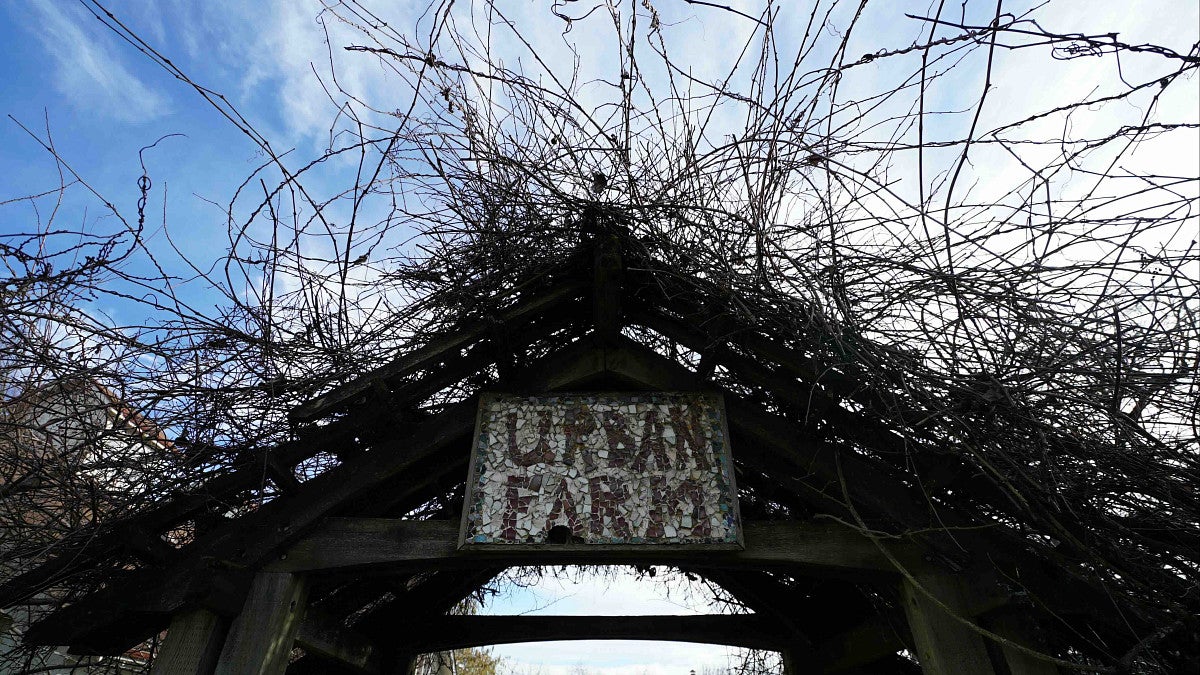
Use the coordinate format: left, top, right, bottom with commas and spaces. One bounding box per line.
451, 646, 503, 675
414, 598, 505, 675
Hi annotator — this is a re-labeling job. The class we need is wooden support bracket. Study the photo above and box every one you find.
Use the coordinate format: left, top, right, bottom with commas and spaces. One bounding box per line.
295, 609, 382, 674
214, 572, 309, 675
269, 518, 928, 577
986, 610, 1062, 675
592, 234, 624, 340
151, 608, 227, 675
900, 572, 996, 675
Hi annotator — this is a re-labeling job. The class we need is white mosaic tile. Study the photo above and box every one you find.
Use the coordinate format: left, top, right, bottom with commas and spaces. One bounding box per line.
461, 393, 741, 546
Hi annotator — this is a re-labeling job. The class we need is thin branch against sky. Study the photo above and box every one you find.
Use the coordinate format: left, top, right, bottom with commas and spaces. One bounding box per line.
0, 1, 1197, 672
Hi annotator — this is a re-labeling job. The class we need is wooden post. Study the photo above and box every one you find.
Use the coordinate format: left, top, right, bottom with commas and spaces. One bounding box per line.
592, 232, 624, 341
900, 573, 995, 675
295, 610, 382, 674
214, 572, 309, 675
380, 651, 417, 675
781, 644, 810, 675
152, 608, 226, 675
988, 611, 1061, 675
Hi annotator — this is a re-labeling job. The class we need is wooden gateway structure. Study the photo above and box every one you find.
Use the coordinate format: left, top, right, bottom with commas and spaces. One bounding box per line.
0, 227, 1153, 674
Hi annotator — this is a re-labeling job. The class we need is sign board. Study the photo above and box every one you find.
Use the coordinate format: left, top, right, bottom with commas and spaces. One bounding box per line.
460, 392, 741, 548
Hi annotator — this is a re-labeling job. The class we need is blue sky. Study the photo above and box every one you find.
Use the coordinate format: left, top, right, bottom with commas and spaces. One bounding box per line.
479, 567, 743, 675
1, 1, 1196, 673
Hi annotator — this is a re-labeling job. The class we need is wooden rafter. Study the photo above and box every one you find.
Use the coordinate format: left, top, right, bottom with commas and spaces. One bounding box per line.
12, 237, 1155, 668
291, 280, 587, 422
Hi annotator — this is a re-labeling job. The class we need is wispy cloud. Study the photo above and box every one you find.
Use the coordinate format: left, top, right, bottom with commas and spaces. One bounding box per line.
22, 2, 170, 123
496, 643, 736, 675
483, 569, 749, 674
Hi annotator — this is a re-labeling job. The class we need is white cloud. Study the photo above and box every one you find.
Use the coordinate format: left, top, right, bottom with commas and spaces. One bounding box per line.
496, 642, 735, 675
481, 569, 759, 675
22, 1, 171, 123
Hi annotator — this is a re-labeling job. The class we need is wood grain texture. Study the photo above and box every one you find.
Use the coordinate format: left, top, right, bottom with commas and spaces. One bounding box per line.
295, 609, 381, 674
988, 611, 1061, 675
291, 281, 585, 422
214, 572, 309, 675
152, 609, 226, 675
900, 573, 996, 675
269, 518, 927, 575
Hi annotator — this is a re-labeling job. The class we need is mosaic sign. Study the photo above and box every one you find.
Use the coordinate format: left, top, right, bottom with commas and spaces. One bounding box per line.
459, 392, 741, 548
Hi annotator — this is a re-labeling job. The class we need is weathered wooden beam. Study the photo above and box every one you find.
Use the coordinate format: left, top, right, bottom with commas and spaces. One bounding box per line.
986, 611, 1061, 675
123, 524, 179, 564
629, 305, 1017, 514
698, 570, 816, 658
592, 234, 624, 341
152, 608, 227, 675
291, 281, 586, 422
348, 569, 505, 658
599, 337, 1140, 651
269, 518, 926, 576
306, 580, 405, 626
815, 609, 910, 672
265, 454, 304, 493
295, 609, 381, 674
215, 572, 309, 675
26, 401, 477, 650
0, 412, 384, 609
394, 614, 786, 652
396, 569, 503, 615
900, 573, 995, 675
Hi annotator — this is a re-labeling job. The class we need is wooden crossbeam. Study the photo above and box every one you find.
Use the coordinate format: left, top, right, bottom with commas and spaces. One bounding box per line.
900, 573, 996, 674
268, 518, 926, 576
215, 572, 309, 675
24, 401, 478, 650
592, 338, 1115, 611
629, 305, 1015, 510
291, 280, 586, 422
394, 614, 787, 652
295, 609, 382, 674
815, 610, 911, 672
0, 408, 389, 608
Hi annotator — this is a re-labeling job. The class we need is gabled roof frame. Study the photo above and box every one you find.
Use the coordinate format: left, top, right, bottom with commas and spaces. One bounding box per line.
3, 226, 1174, 673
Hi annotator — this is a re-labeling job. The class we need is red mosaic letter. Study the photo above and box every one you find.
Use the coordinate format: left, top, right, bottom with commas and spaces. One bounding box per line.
505, 410, 556, 466
501, 475, 535, 541
587, 475, 631, 539
600, 410, 636, 468
669, 404, 711, 471
632, 409, 670, 472
546, 478, 584, 537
